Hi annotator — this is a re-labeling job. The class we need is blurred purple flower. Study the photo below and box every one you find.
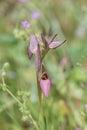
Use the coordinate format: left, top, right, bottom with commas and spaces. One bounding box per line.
30, 11, 40, 19
60, 56, 69, 71
84, 104, 87, 109
75, 128, 82, 130
21, 20, 30, 28
18, 0, 27, 3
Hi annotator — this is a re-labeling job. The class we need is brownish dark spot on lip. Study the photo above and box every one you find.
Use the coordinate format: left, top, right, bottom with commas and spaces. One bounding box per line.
42, 73, 48, 80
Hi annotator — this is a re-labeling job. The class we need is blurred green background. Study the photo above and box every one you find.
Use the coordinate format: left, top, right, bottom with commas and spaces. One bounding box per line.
0, 0, 87, 130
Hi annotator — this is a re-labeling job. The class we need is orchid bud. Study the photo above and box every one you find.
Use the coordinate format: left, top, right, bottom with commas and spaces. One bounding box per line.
40, 72, 51, 97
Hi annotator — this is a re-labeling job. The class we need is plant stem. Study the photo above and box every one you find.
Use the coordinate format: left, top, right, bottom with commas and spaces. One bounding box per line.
29, 114, 39, 130
1, 75, 39, 130
6, 87, 22, 106
36, 72, 42, 109
41, 49, 49, 62
6, 87, 39, 130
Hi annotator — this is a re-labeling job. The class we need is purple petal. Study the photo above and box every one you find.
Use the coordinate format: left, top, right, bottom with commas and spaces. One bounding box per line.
40, 79, 51, 97
29, 35, 38, 54
35, 44, 41, 72
30, 11, 40, 19
27, 46, 33, 59
49, 40, 66, 49
21, 20, 30, 28
40, 72, 51, 97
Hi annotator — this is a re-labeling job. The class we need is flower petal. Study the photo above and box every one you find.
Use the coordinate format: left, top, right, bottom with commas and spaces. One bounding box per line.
40, 72, 51, 97
40, 79, 51, 97
27, 46, 33, 59
35, 44, 41, 72
49, 40, 66, 49
29, 35, 38, 54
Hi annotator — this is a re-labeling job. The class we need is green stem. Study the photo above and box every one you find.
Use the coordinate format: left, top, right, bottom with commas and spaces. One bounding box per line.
36, 72, 43, 114
41, 49, 49, 62
6, 87, 22, 106
5, 87, 39, 130
29, 114, 39, 130
36, 47, 50, 130
6, 87, 39, 130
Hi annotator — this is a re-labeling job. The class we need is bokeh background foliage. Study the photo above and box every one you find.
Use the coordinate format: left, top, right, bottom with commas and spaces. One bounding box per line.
0, 0, 87, 130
